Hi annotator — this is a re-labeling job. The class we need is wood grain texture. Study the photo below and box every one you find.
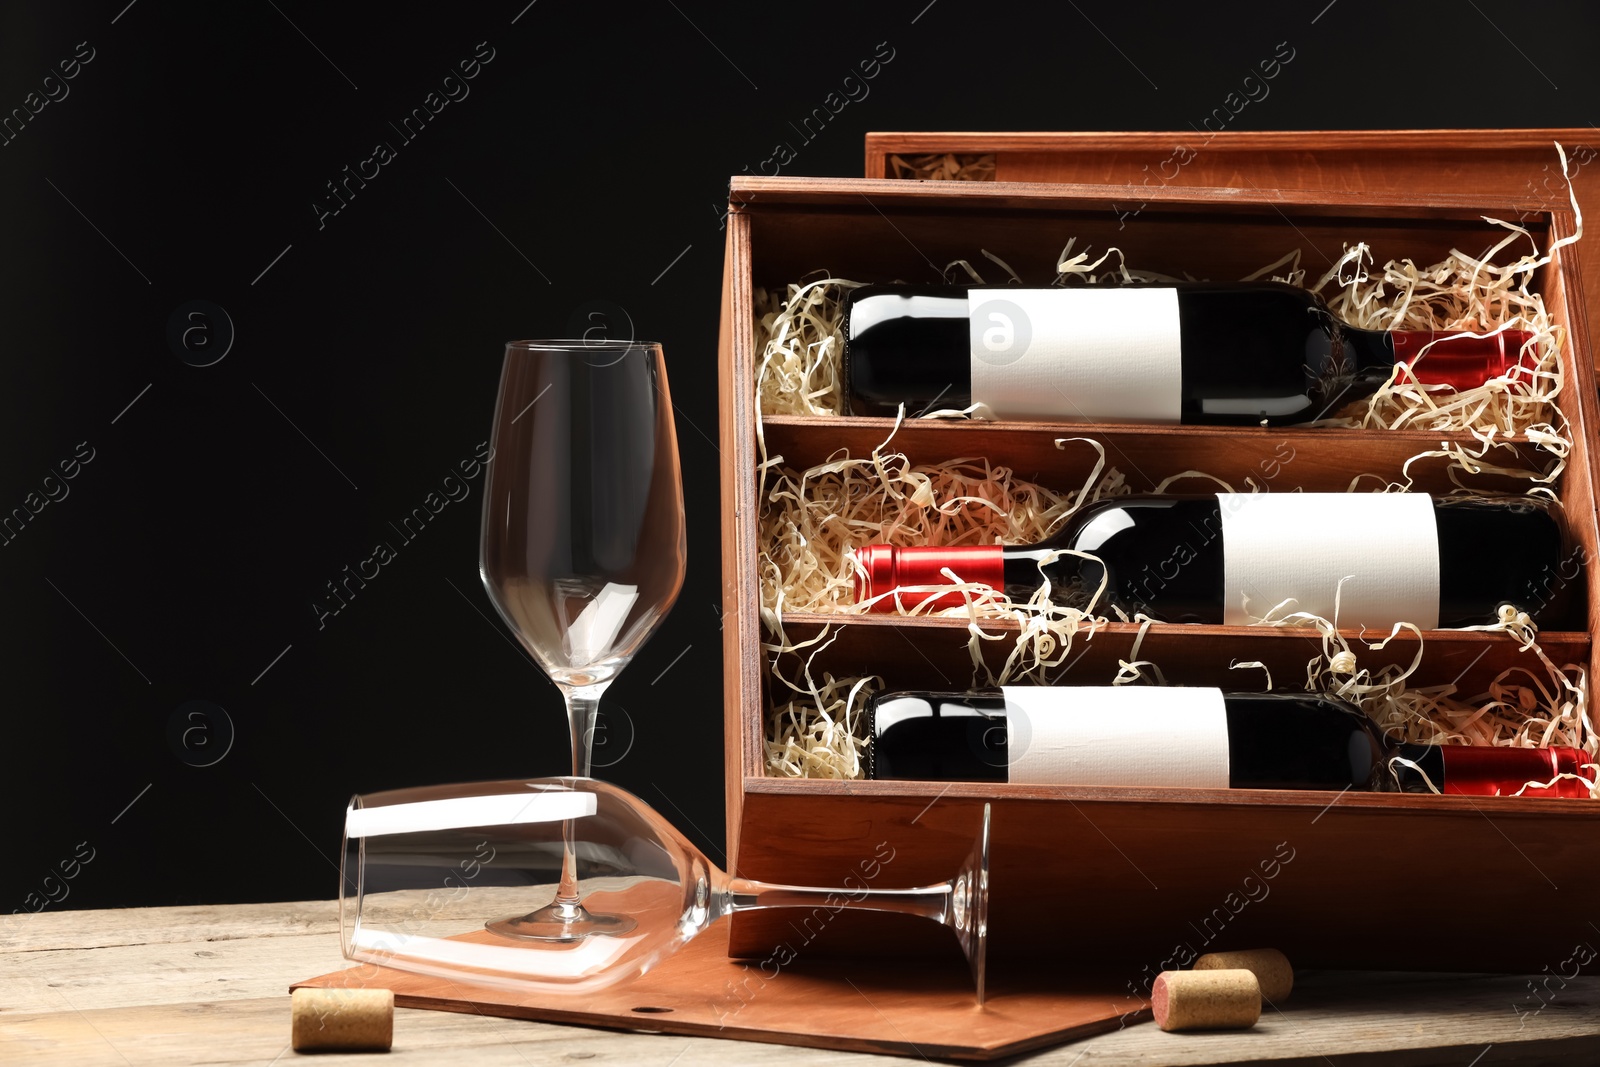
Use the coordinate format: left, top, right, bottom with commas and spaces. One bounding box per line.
1542, 212, 1600, 644
769, 612, 1591, 699
728, 781, 1600, 973
296, 922, 1141, 1062
720, 158, 1600, 977
2, 898, 339, 952
731, 181, 1543, 290
762, 416, 1560, 494
869, 129, 1592, 148
719, 213, 763, 858
863, 129, 1593, 211
734, 173, 1560, 219
3, 901, 1598, 1065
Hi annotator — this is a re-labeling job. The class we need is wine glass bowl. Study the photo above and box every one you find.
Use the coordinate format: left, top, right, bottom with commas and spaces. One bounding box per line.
341, 777, 991, 1002
480, 340, 686, 693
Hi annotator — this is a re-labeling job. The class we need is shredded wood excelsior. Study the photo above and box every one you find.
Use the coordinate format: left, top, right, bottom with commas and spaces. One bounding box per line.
886, 153, 997, 181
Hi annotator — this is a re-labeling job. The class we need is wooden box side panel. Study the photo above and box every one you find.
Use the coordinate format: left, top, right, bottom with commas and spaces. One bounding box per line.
1541, 213, 1600, 689
729, 783, 1600, 972
718, 213, 764, 865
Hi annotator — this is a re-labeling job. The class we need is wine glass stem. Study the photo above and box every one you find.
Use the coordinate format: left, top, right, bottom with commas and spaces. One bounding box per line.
553, 815, 582, 908
563, 682, 605, 778
557, 682, 606, 908
724, 877, 951, 925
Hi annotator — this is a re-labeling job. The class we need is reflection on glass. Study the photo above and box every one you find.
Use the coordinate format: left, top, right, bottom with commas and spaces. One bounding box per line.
342, 778, 991, 1002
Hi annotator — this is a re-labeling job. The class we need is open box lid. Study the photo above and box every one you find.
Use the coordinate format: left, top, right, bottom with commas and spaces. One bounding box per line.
862, 129, 1594, 203
864, 129, 1600, 322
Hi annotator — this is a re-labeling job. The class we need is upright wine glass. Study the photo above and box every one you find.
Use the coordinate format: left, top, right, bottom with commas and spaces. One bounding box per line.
480, 341, 686, 940
341, 777, 991, 1003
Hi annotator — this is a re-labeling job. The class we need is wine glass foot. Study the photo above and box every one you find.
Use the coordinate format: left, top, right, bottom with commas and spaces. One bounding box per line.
951, 802, 991, 1007
486, 900, 639, 942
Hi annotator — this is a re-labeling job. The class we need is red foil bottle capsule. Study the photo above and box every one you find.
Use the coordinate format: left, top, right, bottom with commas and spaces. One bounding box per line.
853, 544, 1006, 612
1390, 329, 1538, 391
1437, 745, 1593, 798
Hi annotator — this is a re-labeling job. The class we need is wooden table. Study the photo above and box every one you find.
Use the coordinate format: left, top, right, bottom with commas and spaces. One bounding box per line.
4, 899, 1599, 1065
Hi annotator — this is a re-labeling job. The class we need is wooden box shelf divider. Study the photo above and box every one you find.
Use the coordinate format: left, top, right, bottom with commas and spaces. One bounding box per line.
717, 162, 1600, 974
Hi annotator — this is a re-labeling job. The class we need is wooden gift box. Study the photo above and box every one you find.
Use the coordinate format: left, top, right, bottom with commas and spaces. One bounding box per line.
715, 150, 1599, 973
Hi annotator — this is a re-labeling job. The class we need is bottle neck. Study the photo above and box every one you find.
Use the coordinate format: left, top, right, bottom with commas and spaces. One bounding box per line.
1345, 326, 1536, 390
1339, 327, 1400, 374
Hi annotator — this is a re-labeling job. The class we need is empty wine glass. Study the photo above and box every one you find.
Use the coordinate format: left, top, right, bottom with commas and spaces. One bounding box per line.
480, 340, 686, 940
341, 778, 991, 1003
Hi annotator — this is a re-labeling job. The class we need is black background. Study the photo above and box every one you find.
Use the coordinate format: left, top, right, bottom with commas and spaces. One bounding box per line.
4, 1, 1598, 914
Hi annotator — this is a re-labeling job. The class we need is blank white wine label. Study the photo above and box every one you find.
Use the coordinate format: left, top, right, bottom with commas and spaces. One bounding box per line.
967, 288, 1182, 421
1002, 686, 1229, 788
1218, 492, 1440, 628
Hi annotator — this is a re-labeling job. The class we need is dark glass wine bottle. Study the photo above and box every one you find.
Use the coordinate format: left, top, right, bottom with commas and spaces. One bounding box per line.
853, 493, 1579, 630
844, 281, 1535, 424
866, 686, 1592, 797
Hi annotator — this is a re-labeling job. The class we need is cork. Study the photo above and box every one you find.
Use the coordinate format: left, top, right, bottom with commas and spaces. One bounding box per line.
1151, 968, 1260, 1032
291, 987, 394, 1052
1194, 948, 1294, 1002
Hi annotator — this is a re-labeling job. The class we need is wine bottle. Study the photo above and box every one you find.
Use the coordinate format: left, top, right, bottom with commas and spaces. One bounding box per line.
843, 281, 1535, 424
853, 493, 1579, 630
866, 686, 1593, 796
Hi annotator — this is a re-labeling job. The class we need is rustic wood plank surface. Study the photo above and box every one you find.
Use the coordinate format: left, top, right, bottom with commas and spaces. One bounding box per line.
3, 900, 1599, 1065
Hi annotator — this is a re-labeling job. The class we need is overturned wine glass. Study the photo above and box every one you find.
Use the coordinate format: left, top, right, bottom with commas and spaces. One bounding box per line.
341, 777, 991, 1003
